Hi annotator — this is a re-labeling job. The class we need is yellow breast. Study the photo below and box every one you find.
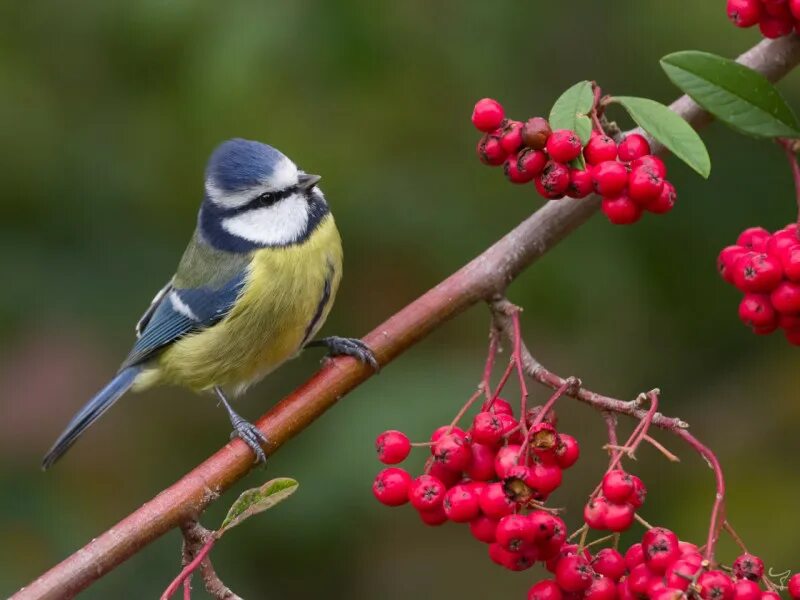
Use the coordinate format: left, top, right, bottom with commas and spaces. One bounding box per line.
149, 215, 342, 393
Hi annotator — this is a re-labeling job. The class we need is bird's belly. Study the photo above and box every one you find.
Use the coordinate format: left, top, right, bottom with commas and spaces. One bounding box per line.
153, 217, 342, 393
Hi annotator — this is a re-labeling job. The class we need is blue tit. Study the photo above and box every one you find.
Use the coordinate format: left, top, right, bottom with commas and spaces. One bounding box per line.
43, 138, 377, 469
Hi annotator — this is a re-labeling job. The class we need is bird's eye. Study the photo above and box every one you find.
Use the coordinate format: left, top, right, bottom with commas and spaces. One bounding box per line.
257, 192, 277, 205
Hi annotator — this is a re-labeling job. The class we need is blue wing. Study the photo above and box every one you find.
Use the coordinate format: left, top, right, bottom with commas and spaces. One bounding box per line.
120, 269, 248, 368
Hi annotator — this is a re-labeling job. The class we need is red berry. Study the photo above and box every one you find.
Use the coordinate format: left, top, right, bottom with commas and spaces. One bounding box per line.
632, 155, 667, 178
728, 0, 762, 26
555, 433, 580, 468
586, 574, 618, 600
472, 98, 505, 132
698, 570, 735, 600
602, 470, 635, 503
780, 244, 800, 281
556, 554, 595, 592
618, 134, 651, 161
375, 430, 411, 464
430, 425, 466, 443
472, 411, 510, 445
627, 563, 658, 597
604, 502, 635, 532
584, 496, 609, 530
417, 504, 448, 526
791, 0, 800, 19
738, 227, 771, 252
734, 580, 763, 600
442, 483, 480, 522
592, 548, 627, 581
477, 134, 507, 166
592, 161, 629, 197
645, 180, 676, 214
500, 120, 524, 154
522, 117, 553, 150
518, 148, 549, 178
536, 161, 571, 199
408, 474, 446, 511
528, 510, 560, 544
465, 442, 498, 481
788, 573, 800, 600
546, 129, 583, 163
766, 228, 799, 258
585, 134, 618, 165
666, 559, 703, 591
628, 164, 664, 205
490, 397, 514, 415
718, 245, 749, 284
433, 434, 472, 471
546, 543, 590, 573
427, 461, 461, 488
494, 444, 521, 479
478, 481, 515, 519
759, 14, 794, 38
372, 467, 411, 506
762, 593, 782, 600
739, 293, 778, 328
733, 553, 765, 581
732, 252, 783, 293
504, 155, 535, 184
652, 590, 687, 600
772, 281, 800, 313
625, 543, 645, 569
643, 528, 680, 574
496, 514, 535, 551
527, 459, 563, 495
469, 514, 498, 543
567, 167, 594, 199
528, 580, 564, 600
630, 475, 647, 508
602, 194, 643, 225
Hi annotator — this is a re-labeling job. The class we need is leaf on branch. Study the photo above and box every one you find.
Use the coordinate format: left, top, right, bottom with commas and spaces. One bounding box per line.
611, 96, 711, 178
660, 50, 800, 139
549, 80, 594, 145
218, 477, 299, 536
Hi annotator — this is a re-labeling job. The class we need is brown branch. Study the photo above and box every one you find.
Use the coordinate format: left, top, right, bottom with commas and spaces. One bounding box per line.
13, 34, 800, 600
173, 521, 241, 600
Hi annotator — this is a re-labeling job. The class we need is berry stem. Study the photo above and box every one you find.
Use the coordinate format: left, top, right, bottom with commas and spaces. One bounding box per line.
482, 327, 500, 401
183, 579, 191, 600
568, 523, 589, 542
642, 434, 680, 462
585, 533, 617, 549
510, 311, 530, 432
634, 512, 654, 530
603, 411, 619, 465
590, 83, 605, 133
674, 429, 726, 564
160, 538, 216, 600
519, 379, 572, 460
446, 386, 486, 435
485, 359, 515, 411
722, 520, 748, 553
778, 138, 800, 231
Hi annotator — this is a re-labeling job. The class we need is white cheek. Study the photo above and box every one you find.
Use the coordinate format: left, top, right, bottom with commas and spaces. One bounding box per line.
221, 194, 310, 245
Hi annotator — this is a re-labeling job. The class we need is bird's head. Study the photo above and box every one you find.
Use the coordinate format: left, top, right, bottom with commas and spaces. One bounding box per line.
199, 138, 328, 250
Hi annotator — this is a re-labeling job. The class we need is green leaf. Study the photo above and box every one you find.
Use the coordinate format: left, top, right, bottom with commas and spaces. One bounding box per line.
612, 96, 711, 178
549, 81, 594, 144
660, 50, 800, 139
218, 478, 299, 536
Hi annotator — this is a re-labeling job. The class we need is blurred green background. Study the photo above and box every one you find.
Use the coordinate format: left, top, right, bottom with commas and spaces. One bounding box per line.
1, 2, 799, 598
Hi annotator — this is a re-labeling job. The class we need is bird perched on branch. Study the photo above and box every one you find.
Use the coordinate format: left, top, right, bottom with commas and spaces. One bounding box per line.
43, 138, 377, 469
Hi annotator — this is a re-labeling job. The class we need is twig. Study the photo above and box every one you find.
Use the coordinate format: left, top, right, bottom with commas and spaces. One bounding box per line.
643, 434, 680, 462
778, 138, 800, 228
14, 34, 800, 600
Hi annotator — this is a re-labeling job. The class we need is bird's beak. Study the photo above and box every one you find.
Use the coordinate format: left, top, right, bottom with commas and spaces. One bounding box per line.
297, 173, 322, 190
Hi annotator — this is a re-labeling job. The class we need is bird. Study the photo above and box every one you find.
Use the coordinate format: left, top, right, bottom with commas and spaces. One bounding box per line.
42, 138, 378, 469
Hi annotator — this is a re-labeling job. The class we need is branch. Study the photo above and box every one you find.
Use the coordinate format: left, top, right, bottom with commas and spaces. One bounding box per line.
14, 35, 800, 600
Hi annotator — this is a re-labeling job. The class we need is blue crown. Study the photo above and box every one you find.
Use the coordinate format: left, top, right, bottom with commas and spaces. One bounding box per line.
205, 138, 289, 192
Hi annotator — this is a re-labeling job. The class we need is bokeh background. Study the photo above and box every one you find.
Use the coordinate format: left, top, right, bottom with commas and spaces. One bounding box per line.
1, 2, 799, 598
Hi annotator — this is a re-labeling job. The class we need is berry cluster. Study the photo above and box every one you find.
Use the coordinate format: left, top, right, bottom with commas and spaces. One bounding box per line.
372, 400, 581, 569
727, 0, 800, 39
534, 532, 797, 600
583, 469, 647, 533
717, 223, 800, 344
471, 98, 678, 225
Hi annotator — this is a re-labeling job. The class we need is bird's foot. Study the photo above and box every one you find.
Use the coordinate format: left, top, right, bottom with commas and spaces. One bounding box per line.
215, 386, 268, 464
308, 336, 379, 371
229, 416, 268, 464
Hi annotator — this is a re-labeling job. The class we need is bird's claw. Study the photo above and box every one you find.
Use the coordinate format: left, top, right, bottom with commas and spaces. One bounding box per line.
230, 417, 268, 464
316, 336, 379, 372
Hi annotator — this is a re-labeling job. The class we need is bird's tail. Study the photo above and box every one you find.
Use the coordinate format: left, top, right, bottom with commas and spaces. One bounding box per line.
42, 365, 142, 470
